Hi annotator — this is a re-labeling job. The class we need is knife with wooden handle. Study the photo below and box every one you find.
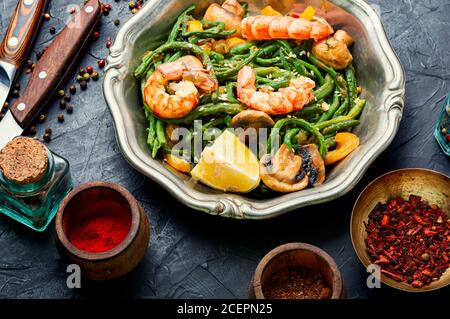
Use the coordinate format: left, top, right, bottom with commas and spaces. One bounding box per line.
0, 0, 48, 117
0, 0, 102, 149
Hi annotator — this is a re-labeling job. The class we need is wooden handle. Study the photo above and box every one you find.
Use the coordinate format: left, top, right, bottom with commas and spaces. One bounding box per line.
10, 0, 102, 128
0, 0, 48, 68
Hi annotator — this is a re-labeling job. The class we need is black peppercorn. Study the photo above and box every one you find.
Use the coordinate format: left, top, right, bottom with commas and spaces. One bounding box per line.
49, 27, 56, 34
43, 133, 51, 142
66, 104, 73, 114
64, 94, 71, 102
114, 18, 120, 26
80, 81, 88, 90
57, 114, 65, 122
11, 89, 20, 98
28, 126, 37, 135
45, 127, 52, 135
69, 85, 77, 94
59, 100, 66, 109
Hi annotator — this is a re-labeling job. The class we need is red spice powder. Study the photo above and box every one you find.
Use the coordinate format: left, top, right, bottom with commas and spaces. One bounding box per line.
263, 266, 331, 299
69, 209, 131, 253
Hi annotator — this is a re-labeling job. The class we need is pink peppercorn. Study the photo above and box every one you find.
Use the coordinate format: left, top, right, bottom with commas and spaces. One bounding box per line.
98, 59, 106, 68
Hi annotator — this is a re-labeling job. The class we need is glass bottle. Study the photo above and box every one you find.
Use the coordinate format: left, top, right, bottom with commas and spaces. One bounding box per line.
434, 94, 450, 156
0, 143, 73, 232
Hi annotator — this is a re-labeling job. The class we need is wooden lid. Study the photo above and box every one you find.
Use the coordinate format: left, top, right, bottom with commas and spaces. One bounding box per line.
0, 137, 48, 185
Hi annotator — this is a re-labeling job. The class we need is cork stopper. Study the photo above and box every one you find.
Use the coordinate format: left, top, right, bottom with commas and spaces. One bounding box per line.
0, 137, 49, 185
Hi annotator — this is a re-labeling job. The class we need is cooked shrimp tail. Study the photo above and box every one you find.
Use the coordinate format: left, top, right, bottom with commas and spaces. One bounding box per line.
237, 66, 316, 115
144, 55, 218, 119
241, 16, 333, 41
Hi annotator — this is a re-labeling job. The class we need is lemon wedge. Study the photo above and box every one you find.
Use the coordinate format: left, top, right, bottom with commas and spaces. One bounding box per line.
191, 130, 261, 193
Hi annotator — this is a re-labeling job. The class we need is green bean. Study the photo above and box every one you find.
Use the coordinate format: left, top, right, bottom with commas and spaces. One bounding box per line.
188, 36, 200, 44
156, 120, 167, 146
318, 89, 340, 122
200, 20, 226, 29
333, 100, 349, 118
224, 115, 232, 127
325, 136, 336, 149
161, 146, 190, 157
163, 103, 245, 124
322, 120, 360, 135
254, 67, 283, 77
308, 54, 338, 78
202, 118, 228, 130
275, 40, 295, 54
152, 139, 161, 158
216, 49, 259, 80
345, 66, 357, 109
135, 51, 157, 78
299, 60, 325, 85
336, 75, 348, 99
347, 98, 366, 119
283, 128, 300, 150
210, 51, 224, 62
230, 41, 254, 55
183, 29, 236, 39
293, 101, 324, 118
279, 50, 292, 71
256, 76, 291, 90
268, 118, 327, 158
255, 57, 281, 66
168, 5, 196, 42
146, 113, 156, 149
135, 42, 215, 78
315, 115, 351, 131
257, 44, 279, 57
226, 82, 239, 103
292, 59, 308, 76
313, 74, 334, 100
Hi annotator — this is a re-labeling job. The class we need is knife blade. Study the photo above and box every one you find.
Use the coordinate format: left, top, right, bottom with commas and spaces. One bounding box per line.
0, 0, 102, 149
0, 0, 48, 116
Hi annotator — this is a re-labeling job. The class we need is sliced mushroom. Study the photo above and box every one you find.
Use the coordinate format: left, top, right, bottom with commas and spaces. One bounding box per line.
204, 3, 242, 36
311, 29, 354, 70
232, 110, 275, 130
260, 144, 309, 193
297, 144, 326, 186
232, 110, 275, 147
221, 0, 245, 18
333, 30, 354, 46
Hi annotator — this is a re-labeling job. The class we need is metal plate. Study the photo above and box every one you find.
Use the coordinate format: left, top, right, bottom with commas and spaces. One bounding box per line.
103, 0, 405, 219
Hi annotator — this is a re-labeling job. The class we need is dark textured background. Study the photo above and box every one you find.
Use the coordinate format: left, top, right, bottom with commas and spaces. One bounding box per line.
0, 0, 449, 299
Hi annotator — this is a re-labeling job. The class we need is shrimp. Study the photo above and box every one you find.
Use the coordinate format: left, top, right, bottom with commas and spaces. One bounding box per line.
241, 15, 333, 41
237, 66, 316, 115
144, 55, 218, 119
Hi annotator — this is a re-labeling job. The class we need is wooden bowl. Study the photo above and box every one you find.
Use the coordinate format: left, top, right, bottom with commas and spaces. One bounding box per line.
249, 243, 344, 299
351, 168, 450, 292
55, 181, 150, 281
